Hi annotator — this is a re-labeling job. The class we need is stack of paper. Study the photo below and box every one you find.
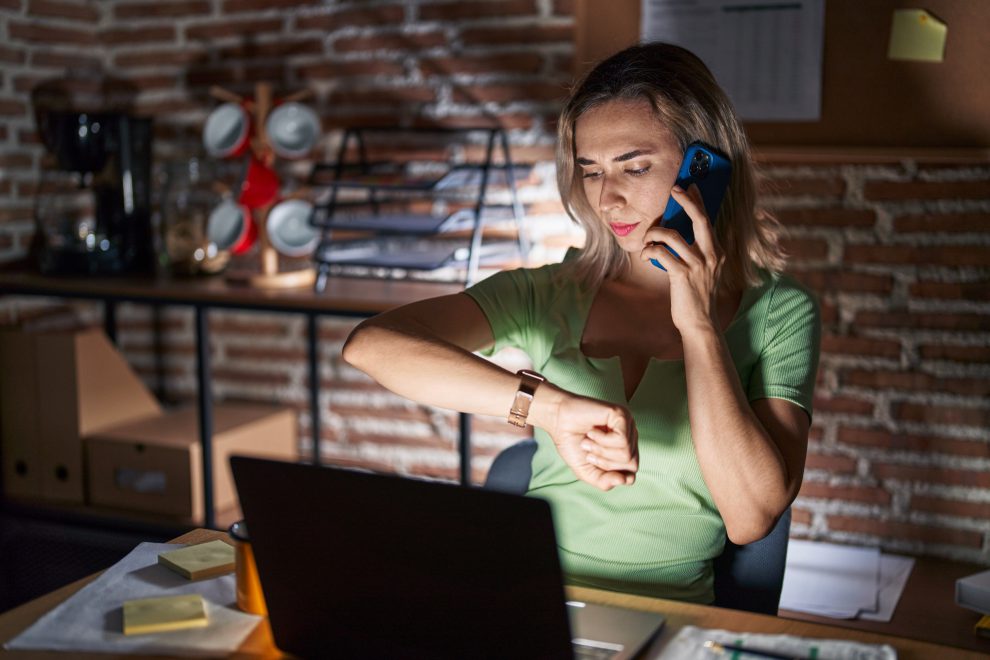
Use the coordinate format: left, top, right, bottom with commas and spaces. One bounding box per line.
779, 539, 915, 622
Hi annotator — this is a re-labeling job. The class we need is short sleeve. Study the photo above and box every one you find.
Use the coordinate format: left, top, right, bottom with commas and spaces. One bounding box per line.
462, 264, 557, 364
747, 276, 822, 418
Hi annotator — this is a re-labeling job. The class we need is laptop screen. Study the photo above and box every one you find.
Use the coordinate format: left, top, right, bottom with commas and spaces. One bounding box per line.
231, 456, 574, 659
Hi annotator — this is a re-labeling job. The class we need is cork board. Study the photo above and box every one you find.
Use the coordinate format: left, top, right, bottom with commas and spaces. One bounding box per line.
574, 0, 990, 149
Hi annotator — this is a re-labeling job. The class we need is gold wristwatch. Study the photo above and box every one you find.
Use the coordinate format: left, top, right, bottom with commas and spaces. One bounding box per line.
507, 369, 545, 427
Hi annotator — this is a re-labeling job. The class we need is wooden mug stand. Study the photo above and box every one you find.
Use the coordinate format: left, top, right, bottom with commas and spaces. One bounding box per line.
211, 82, 317, 290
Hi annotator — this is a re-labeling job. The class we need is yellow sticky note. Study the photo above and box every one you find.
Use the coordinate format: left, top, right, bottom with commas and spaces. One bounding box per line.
158, 540, 236, 580
122, 594, 208, 635
888, 9, 947, 62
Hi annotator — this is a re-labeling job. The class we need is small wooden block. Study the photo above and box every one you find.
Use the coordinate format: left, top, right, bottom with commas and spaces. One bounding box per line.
158, 540, 236, 580
122, 594, 208, 635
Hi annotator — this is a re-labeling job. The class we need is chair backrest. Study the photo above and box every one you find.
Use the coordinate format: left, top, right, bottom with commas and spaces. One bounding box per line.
483, 438, 791, 615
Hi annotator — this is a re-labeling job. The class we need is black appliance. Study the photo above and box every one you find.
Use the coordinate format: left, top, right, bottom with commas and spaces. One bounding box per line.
34, 110, 154, 275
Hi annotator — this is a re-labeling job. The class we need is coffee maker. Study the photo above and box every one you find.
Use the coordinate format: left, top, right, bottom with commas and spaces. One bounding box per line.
32, 75, 155, 275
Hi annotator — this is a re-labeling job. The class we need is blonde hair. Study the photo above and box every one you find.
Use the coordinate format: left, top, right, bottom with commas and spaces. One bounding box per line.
556, 42, 785, 290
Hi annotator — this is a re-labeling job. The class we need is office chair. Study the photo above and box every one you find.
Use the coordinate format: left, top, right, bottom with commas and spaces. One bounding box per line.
483, 438, 791, 615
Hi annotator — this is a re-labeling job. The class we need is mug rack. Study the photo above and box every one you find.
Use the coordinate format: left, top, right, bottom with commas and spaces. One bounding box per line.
209, 82, 317, 290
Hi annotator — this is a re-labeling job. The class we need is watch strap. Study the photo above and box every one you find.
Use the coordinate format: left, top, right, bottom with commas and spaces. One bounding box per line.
507, 369, 545, 427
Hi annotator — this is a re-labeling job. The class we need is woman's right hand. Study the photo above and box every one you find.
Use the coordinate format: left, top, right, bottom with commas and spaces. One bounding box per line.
538, 387, 639, 491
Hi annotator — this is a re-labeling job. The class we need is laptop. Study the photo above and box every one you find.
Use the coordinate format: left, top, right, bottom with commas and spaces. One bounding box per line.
230, 456, 665, 660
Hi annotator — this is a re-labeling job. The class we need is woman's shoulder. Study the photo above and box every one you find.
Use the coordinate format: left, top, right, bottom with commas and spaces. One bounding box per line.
748, 269, 817, 306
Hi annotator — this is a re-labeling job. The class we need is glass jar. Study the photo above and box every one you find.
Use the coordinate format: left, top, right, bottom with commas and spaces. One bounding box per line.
159, 158, 232, 276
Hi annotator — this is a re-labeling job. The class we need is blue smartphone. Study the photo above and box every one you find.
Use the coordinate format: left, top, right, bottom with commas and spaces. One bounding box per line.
650, 141, 732, 270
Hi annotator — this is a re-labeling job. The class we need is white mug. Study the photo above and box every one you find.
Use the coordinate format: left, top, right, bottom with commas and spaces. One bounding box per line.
203, 102, 251, 159
207, 199, 256, 254
265, 102, 320, 159
266, 199, 319, 257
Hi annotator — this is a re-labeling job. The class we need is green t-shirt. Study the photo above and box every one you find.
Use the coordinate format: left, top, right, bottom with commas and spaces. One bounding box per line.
464, 253, 821, 603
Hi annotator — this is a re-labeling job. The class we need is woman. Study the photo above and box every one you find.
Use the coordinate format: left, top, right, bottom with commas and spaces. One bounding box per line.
343, 42, 820, 603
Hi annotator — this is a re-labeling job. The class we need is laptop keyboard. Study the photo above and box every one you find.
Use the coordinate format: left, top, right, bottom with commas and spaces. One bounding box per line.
572, 641, 621, 660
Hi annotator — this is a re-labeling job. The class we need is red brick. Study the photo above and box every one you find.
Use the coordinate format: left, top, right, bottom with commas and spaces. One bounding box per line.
121, 74, 178, 92
820, 334, 900, 358
211, 316, 292, 336
842, 369, 990, 397
827, 514, 984, 548
804, 452, 857, 474
412, 113, 535, 131
0, 207, 33, 223
115, 0, 210, 18
892, 402, 990, 428
838, 427, 990, 458
328, 87, 437, 105
774, 208, 876, 228
0, 153, 33, 168
114, 49, 209, 68
0, 0, 21, 8
133, 98, 201, 116
334, 31, 447, 53
28, 0, 99, 21
464, 143, 554, 164
223, 345, 307, 363
910, 281, 990, 301
17, 129, 40, 146
919, 343, 990, 363
420, 53, 544, 76
855, 310, 990, 332
212, 367, 292, 386
297, 60, 406, 80
894, 212, 990, 233
461, 24, 573, 46
30, 50, 101, 69
844, 244, 990, 267
186, 18, 283, 40
781, 237, 828, 260
219, 38, 323, 60
345, 431, 452, 450
453, 82, 569, 104
186, 65, 289, 88
819, 301, 839, 325
864, 180, 990, 201
788, 264, 894, 294
912, 495, 990, 519
295, 5, 405, 31
0, 45, 26, 64
223, 0, 319, 12
101, 26, 176, 44
813, 393, 873, 415
419, 0, 537, 21
7, 21, 95, 45
791, 508, 812, 526
759, 176, 845, 198
874, 462, 990, 489
798, 481, 891, 505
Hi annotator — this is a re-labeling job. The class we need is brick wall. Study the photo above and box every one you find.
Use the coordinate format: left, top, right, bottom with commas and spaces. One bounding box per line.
1, 1, 988, 564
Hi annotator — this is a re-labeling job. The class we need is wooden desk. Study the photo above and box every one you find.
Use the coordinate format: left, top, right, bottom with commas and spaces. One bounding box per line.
780, 555, 990, 655
0, 529, 986, 659
0, 270, 465, 528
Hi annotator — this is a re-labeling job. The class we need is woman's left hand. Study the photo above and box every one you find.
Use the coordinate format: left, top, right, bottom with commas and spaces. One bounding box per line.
640, 184, 725, 333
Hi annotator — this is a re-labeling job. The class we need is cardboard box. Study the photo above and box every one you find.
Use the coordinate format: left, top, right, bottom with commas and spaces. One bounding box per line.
1, 326, 162, 502
85, 402, 297, 523
0, 328, 43, 499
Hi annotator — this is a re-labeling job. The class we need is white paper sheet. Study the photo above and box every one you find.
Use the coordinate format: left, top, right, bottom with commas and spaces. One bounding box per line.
859, 554, 915, 622
640, 0, 825, 121
779, 539, 880, 619
5, 542, 261, 657
656, 625, 897, 660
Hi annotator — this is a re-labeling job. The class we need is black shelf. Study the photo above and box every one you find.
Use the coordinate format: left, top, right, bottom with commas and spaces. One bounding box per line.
309, 126, 529, 290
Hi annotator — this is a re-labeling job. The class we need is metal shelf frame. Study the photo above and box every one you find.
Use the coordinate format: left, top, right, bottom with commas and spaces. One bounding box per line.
310, 126, 529, 291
